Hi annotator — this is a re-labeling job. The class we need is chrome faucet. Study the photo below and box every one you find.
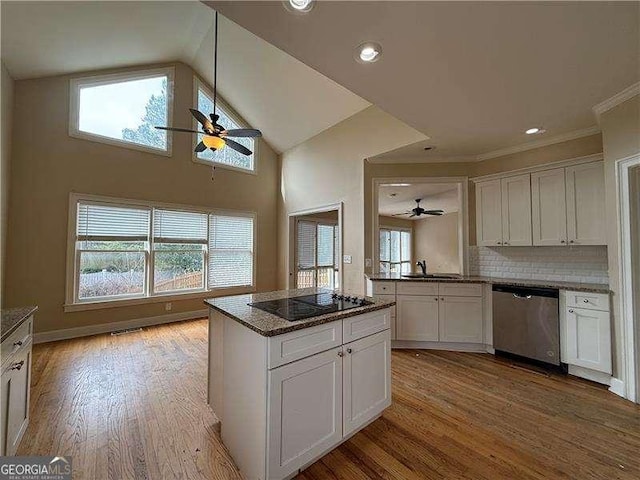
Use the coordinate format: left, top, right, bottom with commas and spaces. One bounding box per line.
416, 260, 427, 276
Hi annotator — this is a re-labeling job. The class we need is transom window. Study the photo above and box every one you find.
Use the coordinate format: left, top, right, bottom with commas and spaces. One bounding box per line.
195, 79, 255, 172
296, 220, 339, 289
69, 67, 173, 154
379, 228, 411, 274
69, 195, 255, 305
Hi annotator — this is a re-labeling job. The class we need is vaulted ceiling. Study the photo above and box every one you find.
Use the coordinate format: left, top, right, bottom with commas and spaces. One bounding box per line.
208, 1, 639, 160
0, 1, 370, 153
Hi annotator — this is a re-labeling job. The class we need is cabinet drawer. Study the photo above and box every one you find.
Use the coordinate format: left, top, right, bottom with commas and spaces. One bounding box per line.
268, 320, 342, 369
373, 294, 396, 317
397, 282, 439, 296
565, 291, 609, 312
1, 316, 33, 368
372, 282, 396, 295
438, 282, 483, 297
343, 309, 390, 344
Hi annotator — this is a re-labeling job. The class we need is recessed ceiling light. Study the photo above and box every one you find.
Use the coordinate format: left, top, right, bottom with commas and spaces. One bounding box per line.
355, 42, 383, 63
284, 0, 314, 13
525, 127, 545, 135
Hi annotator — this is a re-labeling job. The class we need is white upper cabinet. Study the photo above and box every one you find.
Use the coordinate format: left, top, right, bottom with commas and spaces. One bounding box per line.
476, 179, 504, 246
500, 174, 532, 246
565, 162, 606, 245
531, 168, 568, 246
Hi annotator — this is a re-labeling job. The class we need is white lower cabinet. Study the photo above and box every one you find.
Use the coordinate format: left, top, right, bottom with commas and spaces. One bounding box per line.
564, 307, 612, 374
343, 330, 391, 436
396, 295, 439, 341
438, 296, 484, 343
267, 347, 343, 480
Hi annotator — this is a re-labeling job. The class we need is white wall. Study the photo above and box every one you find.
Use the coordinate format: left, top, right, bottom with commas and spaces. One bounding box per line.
278, 106, 425, 294
1, 62, 14, 308
414, 213, 460, 274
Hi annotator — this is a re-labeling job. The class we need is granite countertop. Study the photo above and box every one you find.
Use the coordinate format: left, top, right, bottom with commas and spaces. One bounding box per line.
204, 288, 395, 337
1, 306, 37, 343
366, 273, 610, 294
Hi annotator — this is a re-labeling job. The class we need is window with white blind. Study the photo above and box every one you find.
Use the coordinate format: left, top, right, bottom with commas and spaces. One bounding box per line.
296, 220, 339, 289
194, 79, 256, 172
68, 194, 255, 306
379, 228, 411, 274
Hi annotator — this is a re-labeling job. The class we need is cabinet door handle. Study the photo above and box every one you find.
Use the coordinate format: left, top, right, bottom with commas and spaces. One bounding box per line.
10, 360, 24, 371
347, 348, 353, 354
337, 351, 344, 357
568, 309, 574, 313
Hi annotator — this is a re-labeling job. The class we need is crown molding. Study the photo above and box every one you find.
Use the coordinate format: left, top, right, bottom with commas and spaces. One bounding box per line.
367, 155, 476, 164
593, 82, 640, 122
475, 126, 601, 162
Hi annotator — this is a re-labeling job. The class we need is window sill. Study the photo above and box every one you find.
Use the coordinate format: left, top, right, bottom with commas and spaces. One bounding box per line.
64, 286, 255, 313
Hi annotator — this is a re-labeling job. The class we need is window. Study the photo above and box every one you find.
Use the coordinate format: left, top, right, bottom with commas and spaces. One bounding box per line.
195, 79, 255, 172
379, 228, 411, 274
70, 68, 173, 154
68, 195, 255, 307
296, 220, 339, 289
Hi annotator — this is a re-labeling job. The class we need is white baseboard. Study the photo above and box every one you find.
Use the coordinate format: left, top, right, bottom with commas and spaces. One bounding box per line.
567, 365, 612, 386
34, 309, 208, 344
391, 340, 488, 353
608, 377, 626, 398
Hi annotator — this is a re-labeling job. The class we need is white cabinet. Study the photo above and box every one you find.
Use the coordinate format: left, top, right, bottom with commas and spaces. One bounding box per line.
438, 296, 484, 343
531, 168, 567, 246
373, 294, 396, 339
500, 174, 532, 246
396, 295, 439, 341
268, 347, 343, 479
476, 179, 503, 246
564, 308, 612, 374
1, 345, 31, 456
566, 162, 606, 245
343, 330, 391, 436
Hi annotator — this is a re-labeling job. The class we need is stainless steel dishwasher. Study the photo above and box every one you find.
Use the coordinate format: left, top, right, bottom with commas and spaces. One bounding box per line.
492, 285, 560, 366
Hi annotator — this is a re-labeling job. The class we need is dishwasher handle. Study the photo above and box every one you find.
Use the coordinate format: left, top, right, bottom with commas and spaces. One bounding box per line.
513, 293, 533, 299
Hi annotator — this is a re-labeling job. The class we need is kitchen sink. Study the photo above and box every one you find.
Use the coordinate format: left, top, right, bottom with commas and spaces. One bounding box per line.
401, 273, 462, 279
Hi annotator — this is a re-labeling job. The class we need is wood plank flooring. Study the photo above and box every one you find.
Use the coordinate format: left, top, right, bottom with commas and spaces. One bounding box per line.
18, 319, 640, 480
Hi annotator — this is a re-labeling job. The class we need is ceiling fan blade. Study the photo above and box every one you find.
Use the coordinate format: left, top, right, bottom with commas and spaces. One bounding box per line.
155, 126, 200, 134
392, 212, 410, 216
223, 128, 262, 138
426, 212, 444, 216
194, 141, 207, 153
424, 210, 444, 214
189, 109, 214, 132
409, 213, 416, 217
225, 138, 253, 156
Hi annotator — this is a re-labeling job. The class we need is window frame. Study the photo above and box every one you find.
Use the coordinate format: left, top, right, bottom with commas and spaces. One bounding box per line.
65, 193, 257, 312
379, 226, 412, 274
69, 67, 175, 156
192, 76, 258, 175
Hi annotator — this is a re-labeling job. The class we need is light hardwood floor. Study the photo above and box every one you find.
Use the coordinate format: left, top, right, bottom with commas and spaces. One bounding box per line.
18, 319, 640, 479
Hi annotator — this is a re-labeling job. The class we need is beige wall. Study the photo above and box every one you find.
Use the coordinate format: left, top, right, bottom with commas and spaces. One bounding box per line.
278, 105, 425, 293
414, 212, 460, 274
364, 134, 604, 270
600, 95, 640, 384
5, 62, 279, 333
378, 215, 412, 230
1, 62, 13, 308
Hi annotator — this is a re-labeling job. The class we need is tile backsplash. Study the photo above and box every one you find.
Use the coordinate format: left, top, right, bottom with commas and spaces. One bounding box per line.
468, 245, 609, 284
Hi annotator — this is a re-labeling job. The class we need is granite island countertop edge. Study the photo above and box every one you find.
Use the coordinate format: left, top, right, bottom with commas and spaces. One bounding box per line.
1, 306, 38, 343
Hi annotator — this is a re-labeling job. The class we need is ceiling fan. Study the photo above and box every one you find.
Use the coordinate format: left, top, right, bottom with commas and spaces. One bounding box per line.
154, 11, 262, 156
393, 199, 444, 218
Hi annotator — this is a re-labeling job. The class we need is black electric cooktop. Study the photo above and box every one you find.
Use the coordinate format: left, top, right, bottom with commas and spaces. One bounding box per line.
248, 293, 373, 322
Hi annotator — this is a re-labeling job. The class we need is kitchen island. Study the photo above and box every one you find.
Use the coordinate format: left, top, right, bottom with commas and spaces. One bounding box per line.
205, 288, 394, 480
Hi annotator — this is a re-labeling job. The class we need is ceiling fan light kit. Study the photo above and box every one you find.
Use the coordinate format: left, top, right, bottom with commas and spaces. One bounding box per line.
154, 10, 262, 157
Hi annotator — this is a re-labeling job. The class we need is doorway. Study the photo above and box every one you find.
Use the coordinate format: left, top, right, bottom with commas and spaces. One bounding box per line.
287, 204, 343, 290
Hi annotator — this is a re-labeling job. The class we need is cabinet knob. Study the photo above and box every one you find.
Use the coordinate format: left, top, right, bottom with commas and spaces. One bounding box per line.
583, 299, 589, 303
338, 351, 344, 357
570, 240, 575, 244
568, 309, 574, 313
10, 360, 24, 371
497, 242, 502, 245
347, 348, 353, 354
561, 240, 566, 244
504, 242, 509, 245
441, 298, 445, 301
435, 298, 438, 302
